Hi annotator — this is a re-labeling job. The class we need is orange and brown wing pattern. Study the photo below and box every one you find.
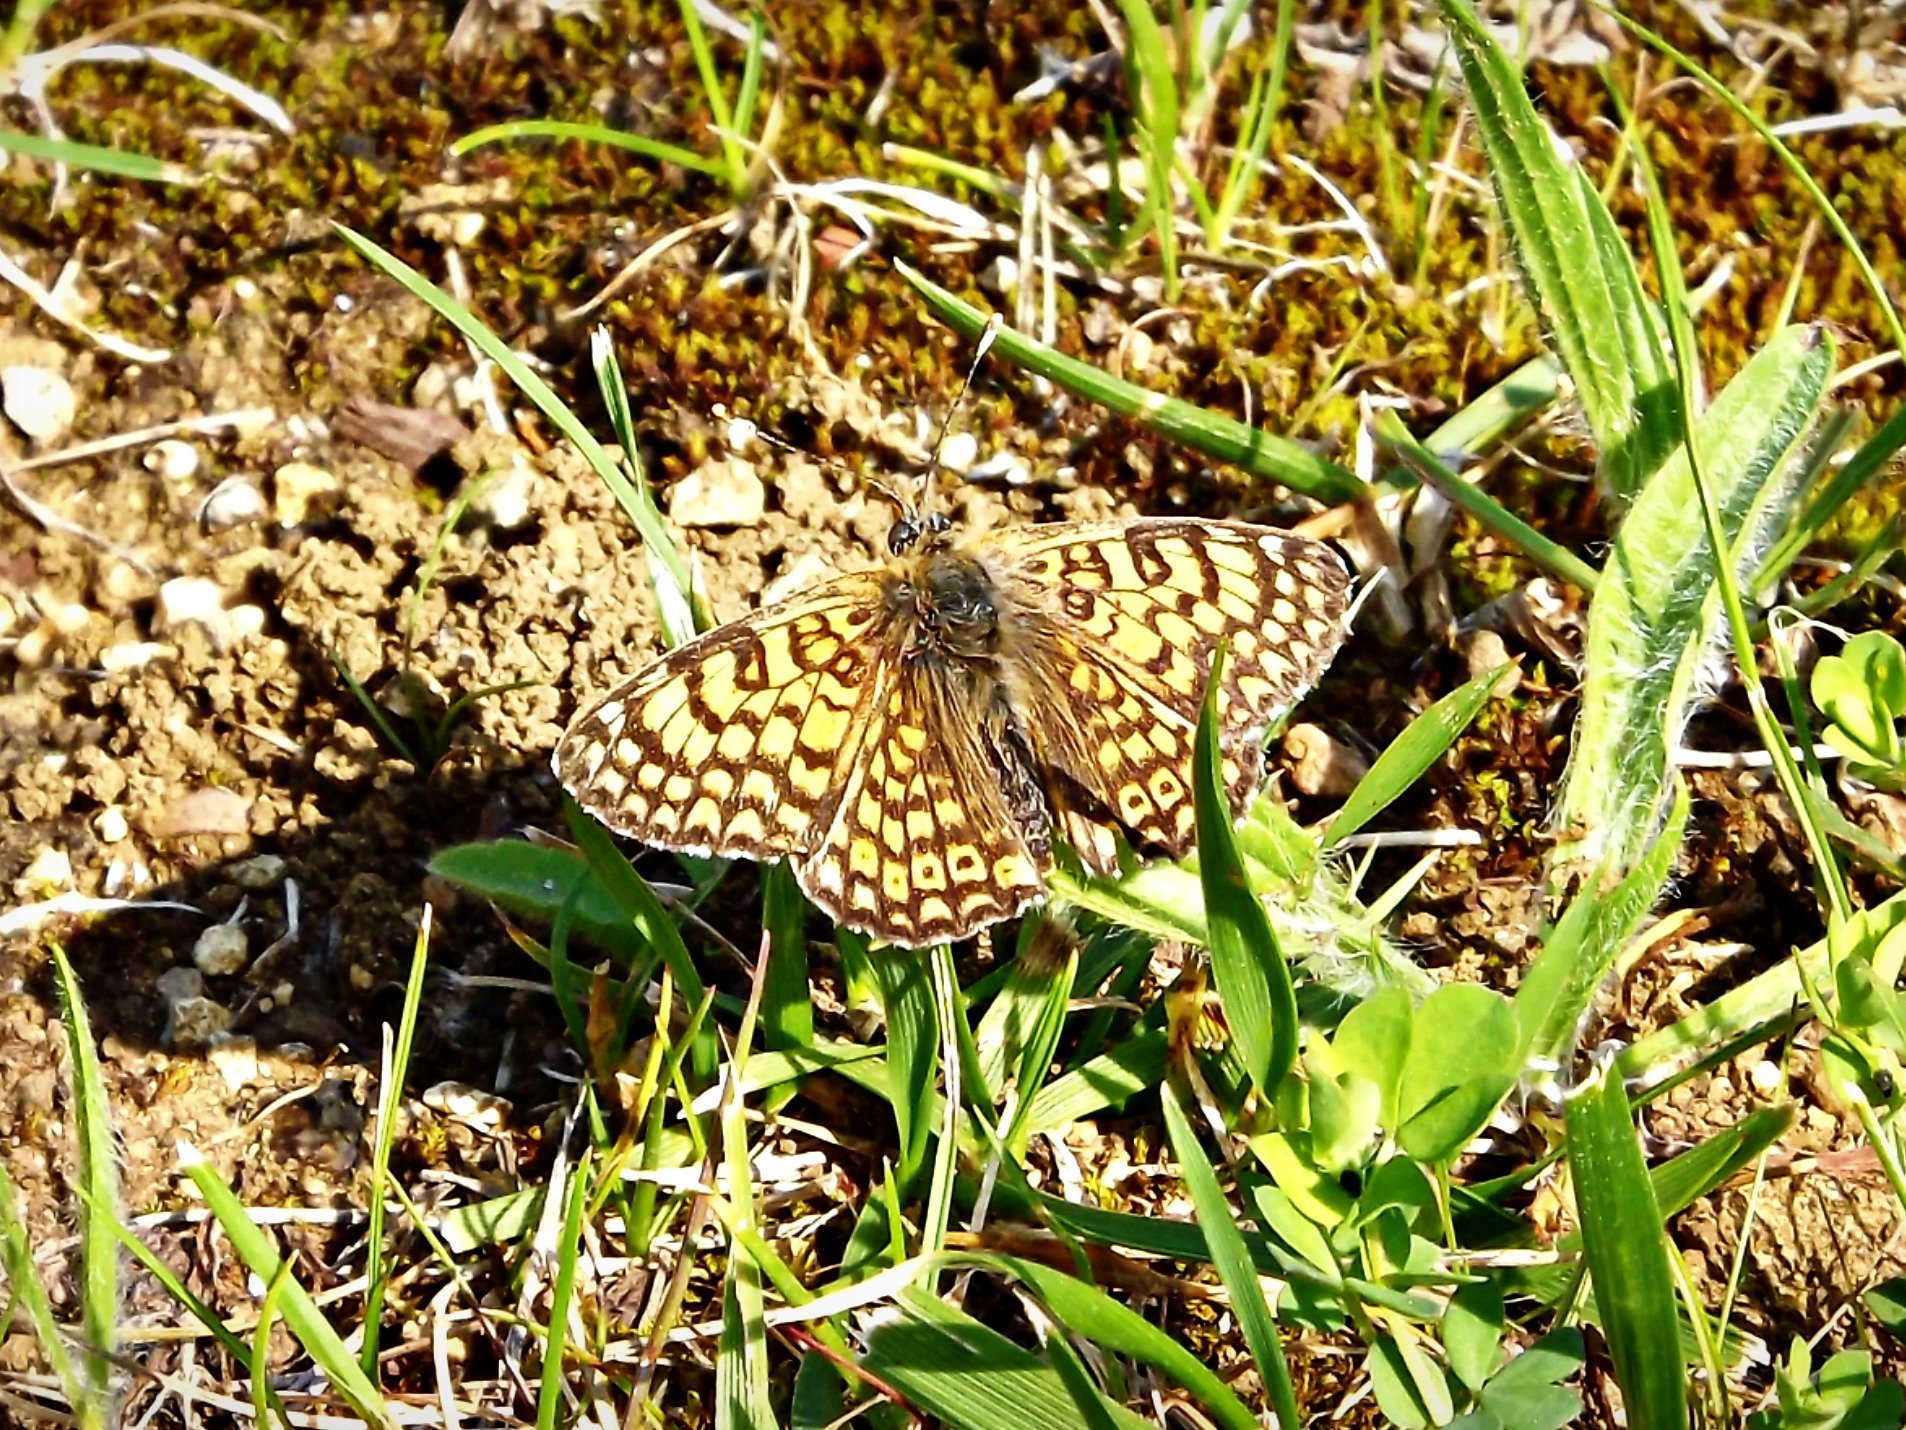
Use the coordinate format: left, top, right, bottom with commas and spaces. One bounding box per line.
795, 658, 1050, 948
987, 518, 1350, 871
554, 572, 901, 860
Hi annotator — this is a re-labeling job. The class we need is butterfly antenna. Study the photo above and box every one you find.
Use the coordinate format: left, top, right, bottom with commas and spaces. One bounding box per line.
719, 408, 911, 518
921, 312, 1004, 516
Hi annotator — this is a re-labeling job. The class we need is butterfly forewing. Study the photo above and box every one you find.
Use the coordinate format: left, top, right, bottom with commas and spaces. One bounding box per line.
555, 572, 901, 860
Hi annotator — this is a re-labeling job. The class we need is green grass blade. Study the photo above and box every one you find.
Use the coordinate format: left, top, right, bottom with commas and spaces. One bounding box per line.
0, 128, 187, 182
1434, 0, 1676, 504
332, 227, 698, 624
1325, 661, 1513, 845
590, 330, 702, 645
1553, 323, 1833, 877
1607, 11, 1906, 360
359, 907, 433, 1380
1117, 0, 1181, 298
1194, 649, 1297, 1100
177, 1147, 395, 1429
565, 799, 717, 1084
1752, 406, 1885, 590
534, 1148, 593, 1430
48, 945, 117, 1420
761, 863, 814, 1055
0, 1160, 94, 1426
950, 1251, 1257, 1430
450, 118, 728, 178
1161, 1084, 1302, 1428
873, 951, 937, 1195
897, 260, 1360, 504
1376, 412, 1601, 593
860, 1287, 1154, 1430
1566, 1067, 1690, 1430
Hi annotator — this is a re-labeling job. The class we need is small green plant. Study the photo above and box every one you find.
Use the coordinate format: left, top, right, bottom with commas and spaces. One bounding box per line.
452, 0, 770, 199
1747, 1340, 1906, 1430
1812, 631, 1906, 790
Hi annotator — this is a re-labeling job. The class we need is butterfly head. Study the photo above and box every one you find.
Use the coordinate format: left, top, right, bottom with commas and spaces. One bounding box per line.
886, 508, 952, 556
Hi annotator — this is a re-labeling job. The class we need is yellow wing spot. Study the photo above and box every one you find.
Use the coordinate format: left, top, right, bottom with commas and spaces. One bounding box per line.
702, 767, 736, 801
1149, 768, 1184, 805
717, 722, 755, 761
911, 851, 948, 891
663, 774, 694, 803
685, 796, 722, 836
850, 838, 879, 878
882, 861, 910, 902
727, 808, 766, 844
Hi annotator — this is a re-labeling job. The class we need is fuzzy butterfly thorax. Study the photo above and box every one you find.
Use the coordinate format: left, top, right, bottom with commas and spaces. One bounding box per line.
556, 515, 1351, 948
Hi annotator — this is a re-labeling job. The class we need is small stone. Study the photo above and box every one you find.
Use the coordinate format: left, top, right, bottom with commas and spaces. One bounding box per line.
2, 365, 76, 444
193, 923, 250, 976
668, 458, 766, 527
14, 847, 73, 895
1282, 723, 1368, 798
1749, 1060, 1784, 1094
155, 966, 202, 1003
155, 576, 264, 651
228, 854, 287, 890
164, 996, 232, 1050
272, 461, 341, 527
424, 1081, 512, 1129
95, 806, 130, 843
470, 455, 535, 531
148, 785, 253, 838
39, 591, 90, 635
937, 432, 978, 472
98, 641, 175, 674
198, 477, 268, 531
206, 1038, 260, 1091
143, 439, 201, 481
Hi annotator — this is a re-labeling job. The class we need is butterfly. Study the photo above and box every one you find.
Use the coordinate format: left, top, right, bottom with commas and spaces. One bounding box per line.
555, 510, 1349, 948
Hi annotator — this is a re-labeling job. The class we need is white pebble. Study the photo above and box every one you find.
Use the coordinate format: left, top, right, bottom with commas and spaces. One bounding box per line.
423, 1081, 512, 1129
155, 577, 264, 651
198, 477, 268, 530
99, 641, 176, 674
471, 457, 535, 531
668, 458, 765, 528
143, 439, 201, 481
15, 847, 73, 894
95, 806, 130, 843
193, 923, 250, 976
206, 1038, 260, 1091
936, 432, 978, 472
2, 365, 76, 443
1749, 1060, 1784, 1094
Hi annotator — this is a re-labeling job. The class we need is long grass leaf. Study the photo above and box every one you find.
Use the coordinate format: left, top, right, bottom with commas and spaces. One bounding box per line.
897, 261, 1360, 503
1162, 1084, 1303, 1428
1566, 1068, 1690, 1429
333, 228, 698, 622
177, 1148, 395, 1429
565, 800, 717, 1083
1326, 661, 1512, 844
1552, 324, 1832, 876
1435, 0, 1676, 503
1194, 650, 1296, 1099
49, 945, 116, 1421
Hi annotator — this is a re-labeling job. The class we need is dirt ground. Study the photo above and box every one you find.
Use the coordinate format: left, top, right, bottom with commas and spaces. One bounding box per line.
3, 0, 1905, 1421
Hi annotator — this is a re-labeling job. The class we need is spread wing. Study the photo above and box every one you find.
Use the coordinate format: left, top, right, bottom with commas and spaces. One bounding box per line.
987, 518, 1350, 874
554, 572, 902, 860
795, 657, 1051, 948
